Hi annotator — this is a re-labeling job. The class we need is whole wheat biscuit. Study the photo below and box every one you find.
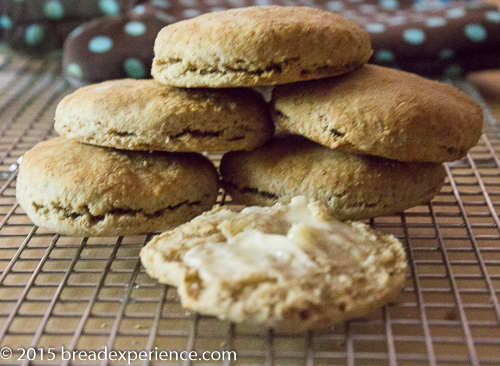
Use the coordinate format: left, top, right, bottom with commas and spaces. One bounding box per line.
220, 134, 445, 221
140, 196, 407, 332
272, 64, 483, 162
152, 6, 373, 88
55, 79, 274, 152
16, 137, 219, 236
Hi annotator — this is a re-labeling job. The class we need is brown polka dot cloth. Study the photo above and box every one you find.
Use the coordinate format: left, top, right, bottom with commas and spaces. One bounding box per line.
0, 0, 141, 53
1, 0, 499, 84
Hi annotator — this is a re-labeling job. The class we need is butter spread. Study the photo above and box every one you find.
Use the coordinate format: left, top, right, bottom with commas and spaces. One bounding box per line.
183, 196, 372, 283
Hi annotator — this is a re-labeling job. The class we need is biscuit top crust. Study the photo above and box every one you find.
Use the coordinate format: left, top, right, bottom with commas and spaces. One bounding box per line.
18, 137, 217, 217
152, 6, 372, 86
56, 79, 268, 124
272, 65, 484, 162
55, 79, 273, 151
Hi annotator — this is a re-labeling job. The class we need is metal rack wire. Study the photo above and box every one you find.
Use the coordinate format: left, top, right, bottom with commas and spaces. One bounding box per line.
0, 51, 499, 366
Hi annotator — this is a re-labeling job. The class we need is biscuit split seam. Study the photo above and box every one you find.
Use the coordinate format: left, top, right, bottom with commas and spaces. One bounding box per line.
31, 199, 206, 223
154, 60, 365, 85
222, 181, 384, 209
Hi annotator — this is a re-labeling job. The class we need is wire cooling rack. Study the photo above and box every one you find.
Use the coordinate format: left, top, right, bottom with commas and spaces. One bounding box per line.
1, 51, 500, 366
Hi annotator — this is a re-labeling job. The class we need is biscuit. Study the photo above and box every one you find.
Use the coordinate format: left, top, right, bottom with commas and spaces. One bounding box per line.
16, 137, 219, 236
220, 134, 445, 221
140, 196, 407, 332
151, 6, 373, 88
272, 65, 483, 163
55, 79, 274, 152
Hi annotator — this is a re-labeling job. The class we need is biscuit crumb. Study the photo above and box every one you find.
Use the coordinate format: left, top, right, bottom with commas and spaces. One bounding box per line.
140, 196, 407, 332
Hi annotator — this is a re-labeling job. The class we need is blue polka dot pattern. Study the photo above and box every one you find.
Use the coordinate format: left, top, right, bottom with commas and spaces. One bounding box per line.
485, 11, 500, 23
380, 0, 398, 10
427, 17, 446, 27
89, 36, 113, 53
445, 65, 462, 77
375, 50, 395, 62
366, 23, 385, 33
464, 23, 487, 42
0, 15, 12, 30
25, 25, 44, 45
44, 0, 64, 20
439, 49, 455, 59
125, 22, 146, 36
99, 0, 120, 16
124, 58, 146, 78
388, 16, 406, 26
326, 1, 344, 12
133, 5, 146, 14
69, 26, 84, 39
67, 63, 83, 78
403, 29, 426, 45
156, 11, 176, 23
183, 9, 201, 18
54, 0, 500, 84
447, 8, 465, 18
152, 0, 170, 8
414, 2, 431, 12
227, 0, 245, 5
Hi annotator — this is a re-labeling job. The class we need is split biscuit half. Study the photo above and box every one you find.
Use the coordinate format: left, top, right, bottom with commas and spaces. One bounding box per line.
140, 196, 407, 332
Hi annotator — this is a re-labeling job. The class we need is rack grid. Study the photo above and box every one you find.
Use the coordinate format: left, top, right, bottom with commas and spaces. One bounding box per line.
0, 52, 499, 365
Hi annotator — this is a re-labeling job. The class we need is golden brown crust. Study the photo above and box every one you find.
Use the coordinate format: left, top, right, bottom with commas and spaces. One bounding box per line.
152, 6, 373, 87
272, 64, 483, 162
140, 200, 407, 332
220, 134, 446, 221
55, 79, 274, 152
16, 137, 219, 236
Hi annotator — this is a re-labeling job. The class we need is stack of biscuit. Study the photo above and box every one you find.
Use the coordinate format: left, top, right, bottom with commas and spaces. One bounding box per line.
149, 5, 483, 221
139, 6, 483, 331
16, 6, 484, 331
15, 77, 277, 236
17, 6, 484, 235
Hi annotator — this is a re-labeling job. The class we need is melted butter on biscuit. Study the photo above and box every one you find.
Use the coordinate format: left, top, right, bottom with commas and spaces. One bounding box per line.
183, 196, 374, 283
183, 229, 317, 282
